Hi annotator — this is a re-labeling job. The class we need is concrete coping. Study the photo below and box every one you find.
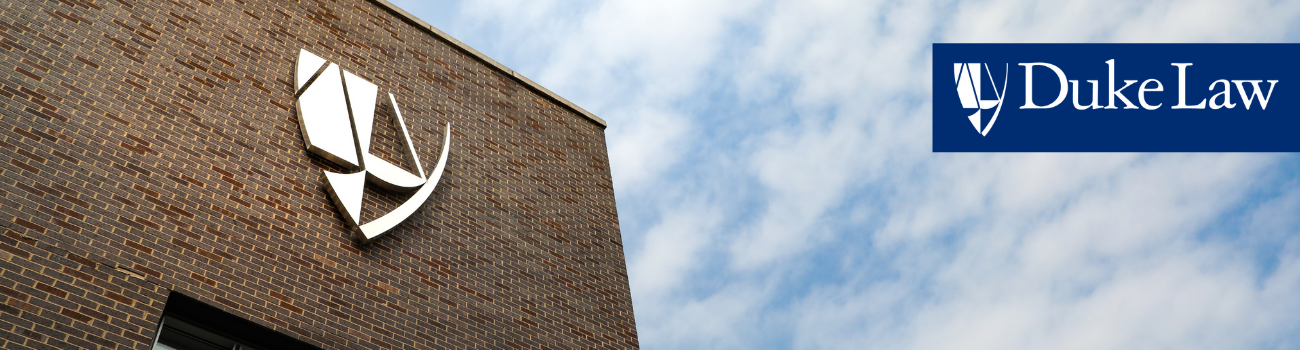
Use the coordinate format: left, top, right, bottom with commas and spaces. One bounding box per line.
369, 0, 608, 128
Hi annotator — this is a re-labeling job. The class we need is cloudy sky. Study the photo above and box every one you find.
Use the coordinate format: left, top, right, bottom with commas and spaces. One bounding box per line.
392, 0, 1300, 348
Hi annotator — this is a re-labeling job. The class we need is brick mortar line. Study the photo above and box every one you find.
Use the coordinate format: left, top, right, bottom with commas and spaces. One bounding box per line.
1, 222, 160, 287
0, 218, 20, 234
368, 0, 609, 129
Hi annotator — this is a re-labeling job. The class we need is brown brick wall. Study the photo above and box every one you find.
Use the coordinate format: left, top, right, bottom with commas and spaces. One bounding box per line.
0, 0, 637, 349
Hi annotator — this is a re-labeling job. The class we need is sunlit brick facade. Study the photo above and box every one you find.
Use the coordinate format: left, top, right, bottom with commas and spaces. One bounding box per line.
0, 0, 636, 348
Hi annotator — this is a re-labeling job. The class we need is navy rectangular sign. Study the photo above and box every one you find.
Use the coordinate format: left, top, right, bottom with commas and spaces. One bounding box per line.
933, 44, 1297, 152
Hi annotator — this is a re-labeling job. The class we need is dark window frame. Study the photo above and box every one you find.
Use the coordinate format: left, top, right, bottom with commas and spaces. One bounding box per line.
152, 292, 323, 350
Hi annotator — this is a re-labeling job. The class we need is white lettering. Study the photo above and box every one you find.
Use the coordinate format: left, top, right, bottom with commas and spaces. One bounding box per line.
1209, 79, 1235, 109
1138, 79, 1163, 110
1232, 80, 1279, 110
991, 61, 1279, 114
1070, 80, 1102, 110
1106, 59, 1138, 109
1171, 63, 1206, 109
1020, 62, 1068, 109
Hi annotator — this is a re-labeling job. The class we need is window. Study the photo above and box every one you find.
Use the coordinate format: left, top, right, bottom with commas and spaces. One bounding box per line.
153, 316, 258, 350
151, 292, 321, 350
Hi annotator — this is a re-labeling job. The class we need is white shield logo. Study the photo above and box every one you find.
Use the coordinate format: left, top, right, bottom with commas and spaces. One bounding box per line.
954, 63, 1007, 136
294, 49, 451, 243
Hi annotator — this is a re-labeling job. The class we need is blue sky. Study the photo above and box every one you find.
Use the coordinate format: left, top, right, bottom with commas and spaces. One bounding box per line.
393, 1, 1300, 348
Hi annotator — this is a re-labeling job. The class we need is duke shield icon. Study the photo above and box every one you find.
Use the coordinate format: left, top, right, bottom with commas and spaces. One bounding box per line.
953, 63, 1008, 136
294, 49, 451, 243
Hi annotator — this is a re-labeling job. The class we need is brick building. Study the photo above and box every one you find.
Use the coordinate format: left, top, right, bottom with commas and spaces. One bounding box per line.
0, 0, 637, 348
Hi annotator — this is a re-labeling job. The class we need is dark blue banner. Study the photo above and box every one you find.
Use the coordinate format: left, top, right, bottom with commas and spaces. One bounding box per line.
933, 44, 1297, 152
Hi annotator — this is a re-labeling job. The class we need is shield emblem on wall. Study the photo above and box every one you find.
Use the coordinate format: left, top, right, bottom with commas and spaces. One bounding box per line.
293, 49, 451, 243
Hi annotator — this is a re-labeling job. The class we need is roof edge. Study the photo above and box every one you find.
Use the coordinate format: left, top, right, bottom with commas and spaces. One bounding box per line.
369, 0, 608, 128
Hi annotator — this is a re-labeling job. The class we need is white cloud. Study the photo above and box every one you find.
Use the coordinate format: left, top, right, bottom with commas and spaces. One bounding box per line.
605, 106, 692, 191
629, 201, 722, 297
944, 0, 1300, 43
790, 154, 1300, 350
639, 282, 773, 350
